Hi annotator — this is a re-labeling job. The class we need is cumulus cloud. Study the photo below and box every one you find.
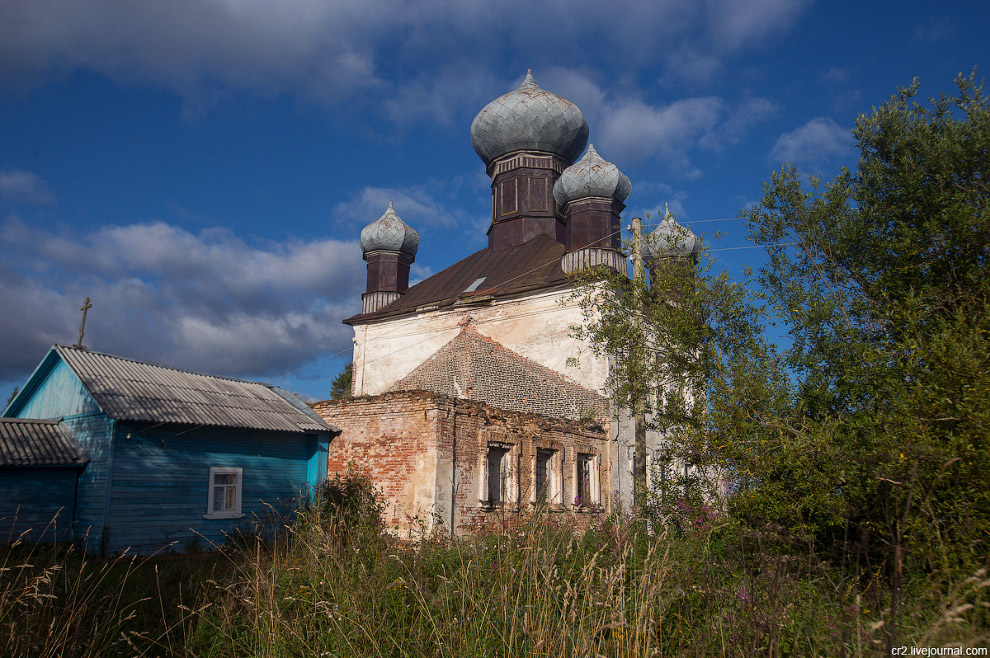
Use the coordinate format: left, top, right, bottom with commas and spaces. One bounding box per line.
331, 184, 482, 235
0, 169, 55, 205
824, 67, 850, 84
0, 0, 808, 120
706, 0, 810, 52
597, 97, 725, 169
0, 216, 363, 382
770, 117, 854, 165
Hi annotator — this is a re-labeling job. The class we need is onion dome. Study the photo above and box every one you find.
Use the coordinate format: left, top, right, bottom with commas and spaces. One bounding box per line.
470, 70, 589, 165
360, 202, 420, 257
553, 144, 632, 207
643, 206, 701, 260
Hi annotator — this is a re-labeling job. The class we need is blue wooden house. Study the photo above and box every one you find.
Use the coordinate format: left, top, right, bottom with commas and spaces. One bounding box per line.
0, 417, 90, 542
2, 345, 337, 554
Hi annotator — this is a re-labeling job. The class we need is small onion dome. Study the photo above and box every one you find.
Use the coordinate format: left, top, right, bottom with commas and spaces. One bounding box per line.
360, 201, 420, 257
643, 208, 701, 260
470, 70, 589, 165
553, 144, 632, 207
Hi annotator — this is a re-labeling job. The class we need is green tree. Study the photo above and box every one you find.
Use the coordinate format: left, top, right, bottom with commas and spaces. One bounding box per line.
741, 70, 989, 626
5, 386, 18, 410
330, 362, 353, 400
575, 71, 989, 644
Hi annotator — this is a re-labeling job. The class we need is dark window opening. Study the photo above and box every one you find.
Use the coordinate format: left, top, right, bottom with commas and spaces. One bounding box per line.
576, 454, 592, 507
535, 449, 553, 503
487, 446, 509, 505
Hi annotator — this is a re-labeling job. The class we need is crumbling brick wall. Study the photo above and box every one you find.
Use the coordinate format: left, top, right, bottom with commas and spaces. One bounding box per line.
312, 391, 610, 538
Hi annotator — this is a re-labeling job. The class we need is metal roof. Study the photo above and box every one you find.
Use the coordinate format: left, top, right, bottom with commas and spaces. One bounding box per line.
0, 418, 89, 467
345, 234, 570, 324
54, 345, 335, 434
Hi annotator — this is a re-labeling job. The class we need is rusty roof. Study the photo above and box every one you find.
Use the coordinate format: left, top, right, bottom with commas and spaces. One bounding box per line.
0, 418, 89, 467
345, 234, 570, 324
391, 328, 605, 422
53, 345, 336, 434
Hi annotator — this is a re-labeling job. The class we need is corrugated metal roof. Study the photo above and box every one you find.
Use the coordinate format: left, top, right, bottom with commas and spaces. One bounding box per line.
54, 345, 335, 434
345, 234, 570, 324
0, 418, 89, 467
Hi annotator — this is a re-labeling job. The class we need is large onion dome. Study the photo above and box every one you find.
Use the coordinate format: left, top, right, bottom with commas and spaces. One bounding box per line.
360, 202, 420, 257
470, 70, 589, 165
553, 144, 632, 207
643, 206, 701, 260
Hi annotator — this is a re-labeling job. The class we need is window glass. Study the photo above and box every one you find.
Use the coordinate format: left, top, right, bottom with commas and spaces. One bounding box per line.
206, 467, 242, 518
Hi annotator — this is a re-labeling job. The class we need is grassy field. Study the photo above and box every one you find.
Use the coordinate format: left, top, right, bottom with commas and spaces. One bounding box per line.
2, 483, 987, 657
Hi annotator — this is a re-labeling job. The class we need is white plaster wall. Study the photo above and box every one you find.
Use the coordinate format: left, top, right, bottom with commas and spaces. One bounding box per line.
351, 286, 610, 397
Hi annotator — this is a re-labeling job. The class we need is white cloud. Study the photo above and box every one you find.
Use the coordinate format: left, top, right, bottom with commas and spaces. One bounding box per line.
770, 117, 854, 165
706, 0, 810, 52
0, 217, 364, 381
824, 67, 850, 84
0, 169, 55, 205
331, 184, 473, 232
597, 96, 725, 167
0, 0, 808, 120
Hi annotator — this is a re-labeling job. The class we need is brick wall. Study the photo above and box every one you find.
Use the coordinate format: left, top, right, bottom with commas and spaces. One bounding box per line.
312, 391, 610, 538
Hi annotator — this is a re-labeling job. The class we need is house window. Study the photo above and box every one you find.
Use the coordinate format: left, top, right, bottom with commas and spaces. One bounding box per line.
534, 448, 561, 504
535, 449, 552, 502
205, 467, 243, 519
575, 453, 597, 507
487, 445, 510, 505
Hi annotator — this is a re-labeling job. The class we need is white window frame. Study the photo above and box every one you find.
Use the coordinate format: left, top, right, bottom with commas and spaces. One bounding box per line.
481, 443, 517, 507
204, 467, 244, 519
532, 448, 562, 505
573, 452, 600, 508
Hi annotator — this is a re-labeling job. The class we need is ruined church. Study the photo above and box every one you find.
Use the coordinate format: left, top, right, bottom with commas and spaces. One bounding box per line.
313, 72, 699, 536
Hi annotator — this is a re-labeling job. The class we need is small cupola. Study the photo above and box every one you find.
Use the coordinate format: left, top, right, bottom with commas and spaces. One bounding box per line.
553, 145, 630, 274
643, 205, 701, 277
359, 202, 420, 314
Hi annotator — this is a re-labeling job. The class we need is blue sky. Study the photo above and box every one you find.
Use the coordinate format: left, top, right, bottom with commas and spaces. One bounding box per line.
0, 0, 985, 400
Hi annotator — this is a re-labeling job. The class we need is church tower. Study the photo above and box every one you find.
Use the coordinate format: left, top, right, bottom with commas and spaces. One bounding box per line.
359, 202, 420, 314
470, 71, 589, 251
642, 205, 701, 279
553, 144, 630, 274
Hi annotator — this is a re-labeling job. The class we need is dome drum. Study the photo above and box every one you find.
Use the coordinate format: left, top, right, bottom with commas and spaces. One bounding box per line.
489, 214, 566, 251
563, 197, 623, 252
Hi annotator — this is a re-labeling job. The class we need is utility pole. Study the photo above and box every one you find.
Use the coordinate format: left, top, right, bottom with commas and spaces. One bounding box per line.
630, 218, 648, 506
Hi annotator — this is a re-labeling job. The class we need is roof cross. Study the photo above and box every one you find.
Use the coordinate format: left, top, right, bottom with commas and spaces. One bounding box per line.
74, 297, 91, 349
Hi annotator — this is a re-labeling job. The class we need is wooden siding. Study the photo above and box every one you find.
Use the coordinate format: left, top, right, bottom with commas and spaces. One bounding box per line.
104, 424, 328, 554
8, 356, 113, 550
63, 414, 114, 551
14, 358, 101, 420
0, 468, 78, 542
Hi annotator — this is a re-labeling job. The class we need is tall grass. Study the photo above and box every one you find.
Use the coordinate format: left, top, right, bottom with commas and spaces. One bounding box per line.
3, 480, 986, 657
0, 519, 223, 658
187, 475, 988, 657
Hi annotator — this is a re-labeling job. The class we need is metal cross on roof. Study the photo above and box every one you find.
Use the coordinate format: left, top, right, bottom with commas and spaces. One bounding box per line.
74, 297, 91, 349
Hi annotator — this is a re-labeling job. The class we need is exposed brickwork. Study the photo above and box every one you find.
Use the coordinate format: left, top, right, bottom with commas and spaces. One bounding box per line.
312, 391, 610, 538
389, 327, 606, 423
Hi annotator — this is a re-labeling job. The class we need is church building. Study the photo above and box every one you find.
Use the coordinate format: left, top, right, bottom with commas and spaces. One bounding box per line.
313, 72, 699, 537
